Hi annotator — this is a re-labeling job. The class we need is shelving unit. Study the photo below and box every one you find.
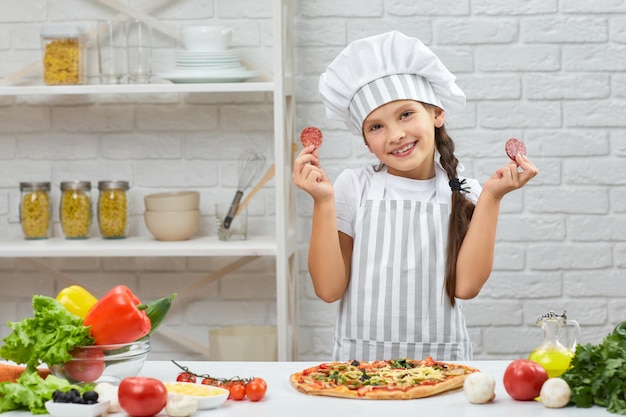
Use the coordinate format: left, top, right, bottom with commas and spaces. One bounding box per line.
0, 0, 298, 360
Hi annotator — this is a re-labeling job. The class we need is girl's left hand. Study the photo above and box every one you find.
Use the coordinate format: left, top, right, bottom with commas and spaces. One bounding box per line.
483, 154, 539, 200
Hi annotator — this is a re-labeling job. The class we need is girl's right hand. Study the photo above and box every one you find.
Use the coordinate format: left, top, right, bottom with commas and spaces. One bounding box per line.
292, 145, 333, 201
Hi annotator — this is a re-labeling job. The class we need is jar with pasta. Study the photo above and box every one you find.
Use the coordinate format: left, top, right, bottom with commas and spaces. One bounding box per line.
60, 181, 92, 239
40, 25, 85, 85
97, 180, 130, 239
19, 182, 52, 240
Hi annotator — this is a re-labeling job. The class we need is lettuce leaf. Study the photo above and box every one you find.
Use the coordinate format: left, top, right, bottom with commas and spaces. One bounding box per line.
0, 295, 94, 370
0, 371, 90, 414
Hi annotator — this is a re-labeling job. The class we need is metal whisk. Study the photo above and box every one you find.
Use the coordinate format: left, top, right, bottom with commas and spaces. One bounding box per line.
223, 150, 266, 229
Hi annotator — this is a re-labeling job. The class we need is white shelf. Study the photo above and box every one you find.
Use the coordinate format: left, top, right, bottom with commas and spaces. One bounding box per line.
0, 80, 275, 96
0, 235, 290, 258
1, 0, 298, 361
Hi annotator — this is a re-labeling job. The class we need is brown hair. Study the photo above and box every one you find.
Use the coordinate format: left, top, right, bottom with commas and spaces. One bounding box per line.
369, 107, 475, 307
434, 123, 475, 307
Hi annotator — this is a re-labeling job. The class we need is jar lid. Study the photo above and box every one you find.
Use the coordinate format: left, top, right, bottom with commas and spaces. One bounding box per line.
60, 181, 91, 191
41, 24, 83, 39
20, 182, 51, 191
98, 180, 129, 190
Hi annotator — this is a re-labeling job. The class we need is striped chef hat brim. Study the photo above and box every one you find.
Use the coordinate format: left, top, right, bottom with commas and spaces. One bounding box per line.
348, 74, 441, 135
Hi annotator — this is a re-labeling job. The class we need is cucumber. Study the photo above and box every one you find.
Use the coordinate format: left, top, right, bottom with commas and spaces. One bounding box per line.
145, 293, 176, 336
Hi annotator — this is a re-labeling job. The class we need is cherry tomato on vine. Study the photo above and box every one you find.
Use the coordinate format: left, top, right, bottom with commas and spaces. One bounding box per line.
245, 377, 267, 401
176, 372, 196, 383
201, 377, 220, 386
228, 382, 247, 400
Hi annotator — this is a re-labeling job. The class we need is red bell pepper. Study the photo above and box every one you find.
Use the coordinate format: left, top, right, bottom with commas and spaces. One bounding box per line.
84, 285, 151, 345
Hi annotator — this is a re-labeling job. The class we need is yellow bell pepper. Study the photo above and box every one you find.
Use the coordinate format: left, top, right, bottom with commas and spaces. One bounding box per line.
56, 285, 98, 319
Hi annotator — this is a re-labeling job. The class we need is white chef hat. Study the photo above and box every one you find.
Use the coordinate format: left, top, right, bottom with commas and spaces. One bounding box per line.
319, 31, 466, 136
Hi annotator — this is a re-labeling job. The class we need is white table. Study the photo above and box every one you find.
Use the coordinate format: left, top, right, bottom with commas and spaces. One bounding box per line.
3, 360, 614, 416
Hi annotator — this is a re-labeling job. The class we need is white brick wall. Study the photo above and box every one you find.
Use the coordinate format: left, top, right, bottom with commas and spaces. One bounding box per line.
1, 0, 625, 361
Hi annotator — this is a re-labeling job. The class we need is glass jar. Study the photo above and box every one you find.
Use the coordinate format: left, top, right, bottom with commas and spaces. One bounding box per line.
19, 182, 52, 240
97, 180, 130, 239
40, 24, 85, 85
60, 181, 92, 239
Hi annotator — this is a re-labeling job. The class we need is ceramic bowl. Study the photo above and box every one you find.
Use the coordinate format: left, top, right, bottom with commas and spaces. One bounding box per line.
181, 25, 234, 51
45, 400, 110, 417
144, 209, 200, 241
164, 381, 229, 410
49, 339, 150, 385
144, 191, 200, 212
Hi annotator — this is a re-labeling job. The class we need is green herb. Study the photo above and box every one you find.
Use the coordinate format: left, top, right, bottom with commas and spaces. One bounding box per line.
561, 321, 626, 414
0, 295, 94, 371
0, 371, 91, 414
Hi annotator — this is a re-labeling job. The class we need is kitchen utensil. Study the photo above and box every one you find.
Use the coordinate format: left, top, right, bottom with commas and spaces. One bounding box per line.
235, 141, 298, 217
223, 150, 265, 229
216, 203, 247, 241
528, 310, 580, 378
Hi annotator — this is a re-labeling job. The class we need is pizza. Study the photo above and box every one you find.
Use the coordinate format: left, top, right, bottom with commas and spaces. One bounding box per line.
290, 356, 479, 400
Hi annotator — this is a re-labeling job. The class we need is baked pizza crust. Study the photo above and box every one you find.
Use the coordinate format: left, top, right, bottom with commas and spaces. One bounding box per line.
290, 359, 478, 400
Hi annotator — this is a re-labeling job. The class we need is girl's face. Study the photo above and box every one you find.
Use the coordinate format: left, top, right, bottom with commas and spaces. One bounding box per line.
362, 100, 444, 180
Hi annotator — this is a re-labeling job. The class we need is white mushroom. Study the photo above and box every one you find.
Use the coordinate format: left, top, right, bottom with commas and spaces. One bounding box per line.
166, 394, 198, 417
94, 382, 121, 413
463, 372, 496, 404
540, 378, 571, 408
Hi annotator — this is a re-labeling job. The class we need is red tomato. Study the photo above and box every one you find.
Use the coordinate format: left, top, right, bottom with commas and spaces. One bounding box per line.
118, 377, 168, 417
201, 377, 220, 386
64, 347, 105, 382
245, 377, 267, 401
228, 382, 246, 400
503, 359, 549, 401
176, 372, 196, 383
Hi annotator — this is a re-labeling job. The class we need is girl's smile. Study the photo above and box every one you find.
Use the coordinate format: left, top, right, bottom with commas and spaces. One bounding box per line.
362, 100, 444, 179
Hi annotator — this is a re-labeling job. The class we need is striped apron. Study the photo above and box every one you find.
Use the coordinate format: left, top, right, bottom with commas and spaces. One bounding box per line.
332, 169, 472, 361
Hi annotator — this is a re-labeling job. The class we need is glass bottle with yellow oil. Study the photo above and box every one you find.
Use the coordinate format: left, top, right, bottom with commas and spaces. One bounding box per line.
529, 311, 580, 378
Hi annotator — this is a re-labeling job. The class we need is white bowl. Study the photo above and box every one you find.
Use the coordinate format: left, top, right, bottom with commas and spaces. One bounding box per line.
45, 400, 110, 417
144, 209, 200, 241
144, 191, 199, 212
181, 25, 234, 51
164, 382, 229, 410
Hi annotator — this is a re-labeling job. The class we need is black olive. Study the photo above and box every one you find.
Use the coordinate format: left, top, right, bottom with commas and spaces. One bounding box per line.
83, 391, 99, 404
350, 360, 360, 366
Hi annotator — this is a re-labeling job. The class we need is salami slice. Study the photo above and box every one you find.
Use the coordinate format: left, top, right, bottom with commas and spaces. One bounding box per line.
300, 127, 323, 149
505, 138, 526, 160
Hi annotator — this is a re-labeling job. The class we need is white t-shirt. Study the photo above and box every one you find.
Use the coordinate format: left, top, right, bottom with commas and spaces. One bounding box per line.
334, 164, 482, 238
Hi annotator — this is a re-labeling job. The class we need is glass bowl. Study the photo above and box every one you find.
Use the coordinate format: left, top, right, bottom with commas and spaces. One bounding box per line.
49, 339, 150, 385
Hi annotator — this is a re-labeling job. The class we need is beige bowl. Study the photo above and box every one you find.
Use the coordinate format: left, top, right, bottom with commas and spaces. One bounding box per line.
144, 209, 200, 241
144, 191, 200, 212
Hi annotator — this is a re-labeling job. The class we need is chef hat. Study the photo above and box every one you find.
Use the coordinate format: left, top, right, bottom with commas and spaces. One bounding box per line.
319, 31, 466, 136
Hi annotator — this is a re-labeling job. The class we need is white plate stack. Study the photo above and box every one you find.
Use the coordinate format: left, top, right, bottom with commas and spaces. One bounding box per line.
158, 49, 261, 83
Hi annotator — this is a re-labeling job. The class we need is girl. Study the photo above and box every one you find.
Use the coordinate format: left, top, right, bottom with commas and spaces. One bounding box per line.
293, 31, 538, 361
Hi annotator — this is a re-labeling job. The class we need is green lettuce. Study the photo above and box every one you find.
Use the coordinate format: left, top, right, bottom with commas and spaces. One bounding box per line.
0, 371, 89, 414
0, 295, 94, 370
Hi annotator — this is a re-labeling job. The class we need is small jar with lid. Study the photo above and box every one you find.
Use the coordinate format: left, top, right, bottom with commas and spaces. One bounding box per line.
97, 180, 130, 239
60, 181, 92, 239
19, 182, 52, 240
41, 24, 85, 85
